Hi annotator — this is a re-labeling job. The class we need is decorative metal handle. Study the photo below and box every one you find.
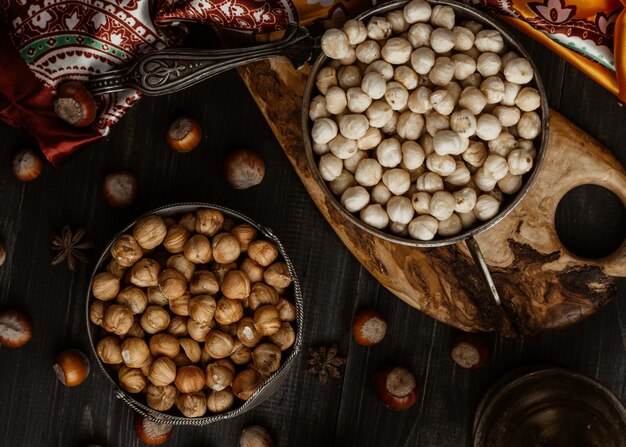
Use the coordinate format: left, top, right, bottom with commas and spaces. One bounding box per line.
86, 24, 315, 96
466, 237, 501, 306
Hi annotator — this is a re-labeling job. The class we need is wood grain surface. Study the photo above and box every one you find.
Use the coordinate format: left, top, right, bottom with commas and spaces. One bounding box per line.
0, 29, 625, 447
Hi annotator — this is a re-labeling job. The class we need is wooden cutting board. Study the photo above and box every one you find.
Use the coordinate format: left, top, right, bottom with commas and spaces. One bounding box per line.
237, 57, 626, 337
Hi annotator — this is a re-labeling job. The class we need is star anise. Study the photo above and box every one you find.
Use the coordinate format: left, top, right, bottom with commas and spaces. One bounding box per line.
307, 344, 347, 384
50, 225, 93, 270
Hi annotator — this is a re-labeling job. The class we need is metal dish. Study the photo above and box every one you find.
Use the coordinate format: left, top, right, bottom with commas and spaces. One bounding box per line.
85, 203, 304, 425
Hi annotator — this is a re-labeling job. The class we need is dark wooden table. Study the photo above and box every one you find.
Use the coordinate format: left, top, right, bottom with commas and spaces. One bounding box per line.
1, 28, 626, 446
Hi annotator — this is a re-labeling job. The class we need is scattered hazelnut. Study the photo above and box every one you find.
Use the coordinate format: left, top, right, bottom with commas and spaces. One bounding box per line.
375, 366, 417, 410
232, 368, 263, 400
450, 331, 489, 369
118, 365, 147, 393
207, 388, 235, 413
12, 149, 43, 182
176, 392, 207, 417
240, 425, 273, 447
53, 81, 97, 127
53, 349, 90, 387
205, 359, 236, 391
134, 415, 173, 444
145, 385, 178, 413
352, 309, 387, 346
166, 116, 202, 153
0, 310, 32, 348
224, 149, 266, 190
102, 171, 138, 208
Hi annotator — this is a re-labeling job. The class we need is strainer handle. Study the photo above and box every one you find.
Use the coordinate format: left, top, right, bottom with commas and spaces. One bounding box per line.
466, 237, 501, 306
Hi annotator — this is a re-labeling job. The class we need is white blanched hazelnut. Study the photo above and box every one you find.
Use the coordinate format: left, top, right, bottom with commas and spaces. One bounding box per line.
355, 158, 383, 186
488, 187, 504, 203
321, 29, 351, 60
507, 149, 533, 175
343, 19, 368, 45
515, 87, 541, 112
372, 182, 392, 205
416, 172, 444, 192
362, 72, 387, 100
474, 29, 504, 53
445, 81, 462, 102
309, 95, 331, 121
338, 114, 369, 140
344, 149, 368, 172
462, 20, 483, 34
338, 47, 357, 66
437, 214, 462, 236
408, 86, 433, 114
446, 161, 471, 187
476, 114, 502, 141
408, 215, 438, 240
517, 139, 536, 157
347, 88, 373, 114
381, 112, 399, 134
381, 38, 412, 64
517, 112, 541, 140
367, 16, 392, 40
360, 204, 389, 229
407, 22, 432, 47
411, 191, 431, 214
341, 186, 370, 212
458, 210, 477, 228
480, 76, 505, 104
394, 66, 419, 90
356, 40, 381, 64
498, 173, 522, 194
461, 72, 483, 88
397, 111, 424, 140
385, 83, 409, 110
503, 57, 534, 84
386, 196, 414, 224
330, 170, 356, 195
316, 67, 337, 94
401, 141, 425, 170
338, 66, 362, 90
390, 221, 408, 236
430, 89, 455, 115
430, 28, 454, 53
425, 111, 450, 136
386, 10, 410, 33
325, 86, 347, 115
430, 5, 455, 30
382, 169, 411, 195
488, 131, 517, 156
366, 100, 394, 128
475, 194, 500, 221
319, 153, 343, 181
404, 0, 431, 23
329, 134, 358, 159
463, 140, 487, 167
476, 52, 502, 77
452, 26, 474, 51
432, 129, 462, 156
429, 190, 455, 221
429, 57, 455, 86
473, 167, 497, 191
419, 134, 435, 154
458, 87, 487, 115
493, 106, 521, 127
451, 54, 476, 81
376, 138, 402, 168
365, 60, 394, 80
312, 142, 330, 155
453, 187, 477, 213
426, 154, 456, 176
501, 81, 522, 106
450, 109, 476, 138
483, 154, 509, 181
312, 118, 338, 144
411, 47, 436, 75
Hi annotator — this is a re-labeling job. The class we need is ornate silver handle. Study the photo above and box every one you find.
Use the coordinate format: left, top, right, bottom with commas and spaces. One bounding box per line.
86, 24, 315, 96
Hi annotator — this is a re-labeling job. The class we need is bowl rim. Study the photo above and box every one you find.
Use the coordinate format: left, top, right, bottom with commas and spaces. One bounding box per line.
301, 0, 551, 248
85, 202, 304, 425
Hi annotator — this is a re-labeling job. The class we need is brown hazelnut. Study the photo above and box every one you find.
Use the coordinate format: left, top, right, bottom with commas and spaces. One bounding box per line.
214, 298, 244, 325
173, 351, 192, 367
212, 233, 241, 264
180, 338, 202, 363
146, 384, 177, 411
240, 425, 273, 447
240, 258, 264, 283
163, 224, 190, 254
275, 298, 296, 322
133, 215, 167, 250
189, 270, 220, 295
352, 309, 387, 346
223, 149, 265, 190
169, 291, 191, 317
230, 343, 252, 365
175, 365, 206, 393
149, 333, 181, 359
236, 317, 263, 348
12, 149, 43, 182
115, 286, 148, 314
263, 262, 292, 289
166, 254, 196, 282
204, 330, 235, 359
374, 366, 417, 410
118, 365, 147, 393
135, 415, 173, 445
96, 336, 123, 364
220, 270, 250, 300
140, 306, 171, 334
129, 258, 161, 287
247, 283, 279, 310
230, 224, 257, 252
158, 268, 187, 300
53, 349, 90, 387
147, 286, 169, 306
176, 392, 207, 417
91, 272, 120, 301
106, 259, 126, 278
102, 304, 134, 336
253, 305, 281, 336
102, 171, 138, 208
189, 295, 216, 324
121, 337, 151, 368
251, 343, 281, 374
140, 355, 155, 376
450, 331, 490, 369
232, 369, 263, 400
110, 234, 143, 267
195, 209, 224, 236
166, 116, 202, 153
89, 301, 107, 326
127, 321, 145, 338
179, 213, 196, 232
187, 318, 211, 342
206, 388, 235, 413
167, 316, 189, 337
53, 81, 96, 127
205, 359, 235, 391
270, 322, 296, 351
248, 240, 278, 267
183, 234, 213, 264
148, 357, 177, 386
0, 310, 32, 348
211, 261, 237, 283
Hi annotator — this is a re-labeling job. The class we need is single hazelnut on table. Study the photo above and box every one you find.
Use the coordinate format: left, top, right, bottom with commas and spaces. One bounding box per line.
96, 336, 123, 364
375, 366, 418, 410
53, 81, 97, 127
53, 349, 90, 387
91, 272, 120, 301
215, 297, 244, 325
247, 282, 279, 310
240, 258, 264, 284
118, 365, 147, 393
110, 234, 143, 268
262, 262, 292, 289
183, 234, 213, 264
205, 359, 236, 391
276, 298, 296, 322
195, 208, 224, 237
251, 343, 282, 375
224, 149, 266, 190
166, 116, 202, 153
189, 295, 216, 324
189, 270, 220, 295
116, 286, 148, 314
149, 333, 181, 359
141, 306, 171, 335
207, 388, 235, 413
270, 322, 296, 351
0, 310, 32, 348
148, 357, 177, 386
450, 331, 489, 369
102, 304, 134, 336
254, 305, 281, 336
221, 270, 251, 300
237, 317, 263, 348
353, 309, 387, 346
174, 365, 206, 393
240, 425, 273, 447
177, 392, 207, 418
187, 318, 211, 342
232, 368, 264, 400
102, 171, 138, 208
230, 343, 252, 365
179, 338, 202, 363
89, 301, 107, 326
204, 330, 236, 359
12, 149, 43, 182
134, 414, 173, 444
121, 337, 151, 368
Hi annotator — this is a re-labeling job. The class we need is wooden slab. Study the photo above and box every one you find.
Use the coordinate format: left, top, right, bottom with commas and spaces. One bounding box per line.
238, 57, 626, 337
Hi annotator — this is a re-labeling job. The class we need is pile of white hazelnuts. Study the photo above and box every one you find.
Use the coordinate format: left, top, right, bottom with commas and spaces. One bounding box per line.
310, 0, 541, 241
